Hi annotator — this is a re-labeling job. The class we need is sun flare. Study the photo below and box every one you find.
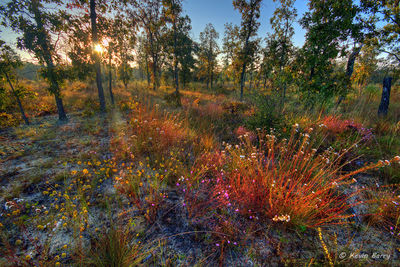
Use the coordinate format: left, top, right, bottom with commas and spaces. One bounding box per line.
94, 44, 103, 53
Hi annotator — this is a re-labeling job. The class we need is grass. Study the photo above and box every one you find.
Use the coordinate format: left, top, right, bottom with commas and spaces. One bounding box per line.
1, 80, 400, 265
186, 127, 398, 230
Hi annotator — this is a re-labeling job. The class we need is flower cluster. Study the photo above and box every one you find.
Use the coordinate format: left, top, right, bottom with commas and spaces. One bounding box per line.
272, 214, 291, 223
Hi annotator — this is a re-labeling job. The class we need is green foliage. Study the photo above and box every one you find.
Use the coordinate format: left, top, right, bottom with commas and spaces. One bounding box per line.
297, 0, 363, 106
361, 0, 400, 66
246, 93, 288, 133
197, 23, 219, 89
233, 0, 262, 99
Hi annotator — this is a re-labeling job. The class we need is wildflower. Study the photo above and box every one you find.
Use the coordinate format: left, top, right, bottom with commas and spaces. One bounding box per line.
394, 156, 400, 163
272, 214, 290, 223
25, 254, 31, 261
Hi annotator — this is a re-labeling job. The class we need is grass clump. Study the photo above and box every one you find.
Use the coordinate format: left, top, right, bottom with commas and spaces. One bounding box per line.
188, 126, 399, 229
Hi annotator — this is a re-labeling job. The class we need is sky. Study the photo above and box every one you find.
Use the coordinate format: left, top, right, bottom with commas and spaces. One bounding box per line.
183, 0, 309, 47
0, 0, 310, 61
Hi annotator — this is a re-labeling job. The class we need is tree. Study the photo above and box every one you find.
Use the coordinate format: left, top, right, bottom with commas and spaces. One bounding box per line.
1, 0, 68, 121
137, 35, 151, 86
266, 0, 297, 108
103, 14, 135, 103
129, 0, 166, 91
0, 41, 29, 125
90, 0, 106, 112
233, 0, 262, 100
163, 0, 181, 93
198, 23, 219, 90
177, 33, 196, 89
115, 15, 135, 91
361, 0, 400, 116
352, 42, 378, 95
222, 23, 241, 85
298, 0, 362, 107
67, 13, 95, 81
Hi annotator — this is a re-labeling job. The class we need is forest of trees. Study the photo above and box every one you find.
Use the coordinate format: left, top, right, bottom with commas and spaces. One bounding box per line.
0, 0, 399, 121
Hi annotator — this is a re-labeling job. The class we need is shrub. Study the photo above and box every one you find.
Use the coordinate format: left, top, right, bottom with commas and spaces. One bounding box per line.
246, 95, 287, 133
365, 185, 400, 237
0, 112, 19, 127
319, 115, 373, 142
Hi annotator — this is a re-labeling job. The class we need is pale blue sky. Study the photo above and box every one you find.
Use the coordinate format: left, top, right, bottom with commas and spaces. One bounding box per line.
183, 0, 309, 47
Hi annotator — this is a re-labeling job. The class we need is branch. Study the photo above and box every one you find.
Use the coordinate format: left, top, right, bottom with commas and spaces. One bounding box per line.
379, 49, 400, 65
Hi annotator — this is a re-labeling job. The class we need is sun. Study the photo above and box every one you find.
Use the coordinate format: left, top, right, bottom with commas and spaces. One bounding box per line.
94, 44, 103, 53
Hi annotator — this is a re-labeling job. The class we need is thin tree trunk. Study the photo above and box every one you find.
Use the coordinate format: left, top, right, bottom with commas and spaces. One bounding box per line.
4, 72, 29, 125
239, 62, 247, 100
173, 11, 179, 94
336, 45, 363, 108
108, 50, 114, 105
152, 58, 157, 90
90, 0, 106, 112
211, 68, 214, 89
145, 54, 150, 86
378, 77, 392, 117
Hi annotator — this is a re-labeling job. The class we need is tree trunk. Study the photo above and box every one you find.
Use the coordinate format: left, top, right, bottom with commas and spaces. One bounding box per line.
378, 77, 392, 117
211, 69, 214, 89
145, 54, 150, 86
239, 62, 247, 100
54, 94, 67, 122
336, 45, 363, 108
173, 14, 179, 94
152, 59, 158, 90
108, 51, 114, 105
90, 0, 106, 112
4, 72, 29, 125
279, 83, 287, 113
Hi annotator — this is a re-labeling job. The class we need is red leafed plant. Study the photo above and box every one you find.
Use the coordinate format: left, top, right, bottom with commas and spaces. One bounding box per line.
319, 115, 373, 141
